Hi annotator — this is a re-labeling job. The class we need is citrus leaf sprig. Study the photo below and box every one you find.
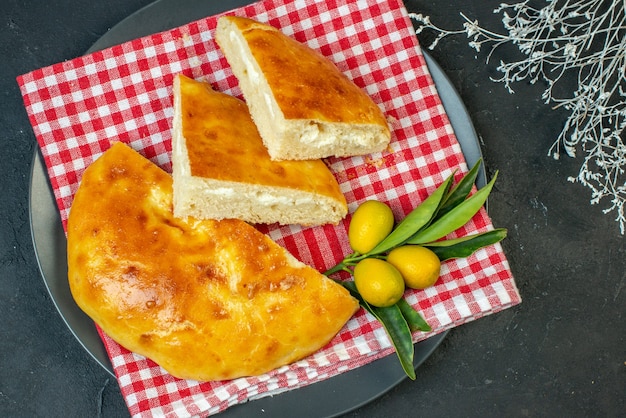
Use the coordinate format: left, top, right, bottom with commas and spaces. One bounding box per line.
324, 159, 507, 379
341, 281, 423, 379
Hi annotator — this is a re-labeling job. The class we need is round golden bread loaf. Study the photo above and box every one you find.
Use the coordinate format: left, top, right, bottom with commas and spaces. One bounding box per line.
67, 142, 359, 381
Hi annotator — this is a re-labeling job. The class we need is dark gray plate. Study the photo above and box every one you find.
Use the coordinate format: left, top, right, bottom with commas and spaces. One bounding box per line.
29, 0, 485, 416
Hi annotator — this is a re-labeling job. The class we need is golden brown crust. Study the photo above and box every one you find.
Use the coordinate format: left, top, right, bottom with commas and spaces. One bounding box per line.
224, 16, 389, 128
67, 142, 358, 381
177, 74, 346, 202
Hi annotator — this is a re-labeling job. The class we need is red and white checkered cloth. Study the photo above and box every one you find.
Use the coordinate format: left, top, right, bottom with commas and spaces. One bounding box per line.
18, 0, 521, 416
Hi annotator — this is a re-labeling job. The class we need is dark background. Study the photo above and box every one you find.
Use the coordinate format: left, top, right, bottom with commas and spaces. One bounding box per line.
1, 0, 624, 417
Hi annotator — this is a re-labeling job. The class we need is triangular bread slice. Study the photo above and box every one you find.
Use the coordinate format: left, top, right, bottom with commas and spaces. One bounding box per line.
171, 74, 348, 226
215, 16, 391, 161
67, 142, 359, 381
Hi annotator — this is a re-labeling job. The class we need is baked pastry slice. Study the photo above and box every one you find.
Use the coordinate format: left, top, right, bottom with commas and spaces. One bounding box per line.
67, 142, 359, 381
215, 16, 391, 160
172, 74, 348, 225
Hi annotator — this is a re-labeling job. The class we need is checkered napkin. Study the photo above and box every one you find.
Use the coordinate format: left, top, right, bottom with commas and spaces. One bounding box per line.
18, 0, 521, 416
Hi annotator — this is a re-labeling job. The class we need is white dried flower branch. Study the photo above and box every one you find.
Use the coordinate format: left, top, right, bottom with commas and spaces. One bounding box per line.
411, 1, 626, 234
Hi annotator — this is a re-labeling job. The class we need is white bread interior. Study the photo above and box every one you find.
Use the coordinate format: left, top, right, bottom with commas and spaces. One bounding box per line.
171, 75, 348, 226
215, 16, 391, 161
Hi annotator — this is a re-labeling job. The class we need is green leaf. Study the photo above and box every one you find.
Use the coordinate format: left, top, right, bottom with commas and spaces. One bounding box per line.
370, 304, 416, 380
397, 298, 431, 332
339, 281, 416, 380
424, 228, 507, 261
436, 158, 482, 219
367, 173, 455, 255
407, 171, 498, 245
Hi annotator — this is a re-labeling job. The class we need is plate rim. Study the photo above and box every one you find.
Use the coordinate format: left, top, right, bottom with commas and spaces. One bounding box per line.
28, 0, 485, 416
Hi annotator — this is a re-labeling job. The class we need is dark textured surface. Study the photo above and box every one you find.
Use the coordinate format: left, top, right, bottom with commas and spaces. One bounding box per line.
1, 1, 624, 417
